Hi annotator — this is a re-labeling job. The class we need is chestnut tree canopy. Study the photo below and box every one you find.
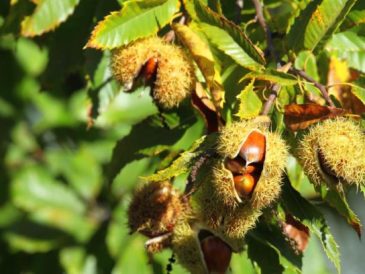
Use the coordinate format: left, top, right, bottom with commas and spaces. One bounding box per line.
1, 0, 365, 273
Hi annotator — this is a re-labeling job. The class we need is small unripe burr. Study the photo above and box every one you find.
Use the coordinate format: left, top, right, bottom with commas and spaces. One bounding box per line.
127, 181, 183, 238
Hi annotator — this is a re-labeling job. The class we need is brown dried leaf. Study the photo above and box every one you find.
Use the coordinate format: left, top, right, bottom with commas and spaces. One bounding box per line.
283, 214, 310, 253
284, 103, 346, 131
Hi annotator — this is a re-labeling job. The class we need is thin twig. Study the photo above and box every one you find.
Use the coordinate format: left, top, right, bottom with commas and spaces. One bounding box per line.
261, 84, 281, 115
251, 0, 282, 115
251, 0, 278, 63
290, 67, 335, 107
234, 0, 244, 23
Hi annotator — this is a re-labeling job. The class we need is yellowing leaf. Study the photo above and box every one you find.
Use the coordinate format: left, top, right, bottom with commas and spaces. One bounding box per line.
242, 69, 298, 86
173, 23, 224, 109
235, 79, 262, 119
21, 0, 80, 37
85, 0, 180, 49
350, 84, 365, 105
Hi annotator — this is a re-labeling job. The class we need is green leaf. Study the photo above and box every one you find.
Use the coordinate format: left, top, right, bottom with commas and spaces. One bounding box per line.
21, 0, 80, 37
230, 251, 256, 274
294, 51, 320, 81
112, 235, 153, 274
3, 220, 63, 253
86, 0, 180, 49
143, 133, 217, 182
288, 0, 358, 53
60, 247, 98, 274
107, 117, 186, 184
361, 185, 365, 199
326, 31, 365, 73
198, 23, 264, 71
45, 147, 102, 201
251, 223, 303, 270
281, 177, 341, 273
247, 235, 285, 274
315, 184, 362, 237
242, 69, 298, 86
350, 83, 365, 104
11, 167, 97, 242
235, 78, 262, 119
343, 9, 365, 29
4, 233, 58, 253
194, 0, 265, 65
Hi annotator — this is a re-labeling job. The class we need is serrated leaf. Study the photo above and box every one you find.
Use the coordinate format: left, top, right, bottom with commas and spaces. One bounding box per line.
198, 23, 264, 71
247, 235, 285, 274
326, 31, 365, 73
288, 0, 358, 53
21, 0, 80, 37
242, 69, 298, 86
251, 223, 303, 270
235, 78, 262, 119
143, 134, 217, 182
350, 83, 365, 104
315, 184, 362, 237
107, 118, 186, 184
194, 0, 265, 65
86, 0, 180, 49
281, 177, 341, 273
173, 23, 224, 108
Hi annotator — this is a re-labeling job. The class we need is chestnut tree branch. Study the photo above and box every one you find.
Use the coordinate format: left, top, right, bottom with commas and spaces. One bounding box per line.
250, 0, 282, 115
251, 0, 278, 63
289, 67, 335, 107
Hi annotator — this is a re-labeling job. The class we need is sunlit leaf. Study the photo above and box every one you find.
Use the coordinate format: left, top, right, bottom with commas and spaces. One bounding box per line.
235, 78, 262, 120
194, 0, 265, 65
173, 23, 224, 108
242, 69, 298, 86
326, 31, 365, 73
143, 134, 217, 182
198, 23, 264, 71
349, 83, 365, 105
86, 0, 180, 49
288, 0, 358, 53
21, 0, 80, 37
